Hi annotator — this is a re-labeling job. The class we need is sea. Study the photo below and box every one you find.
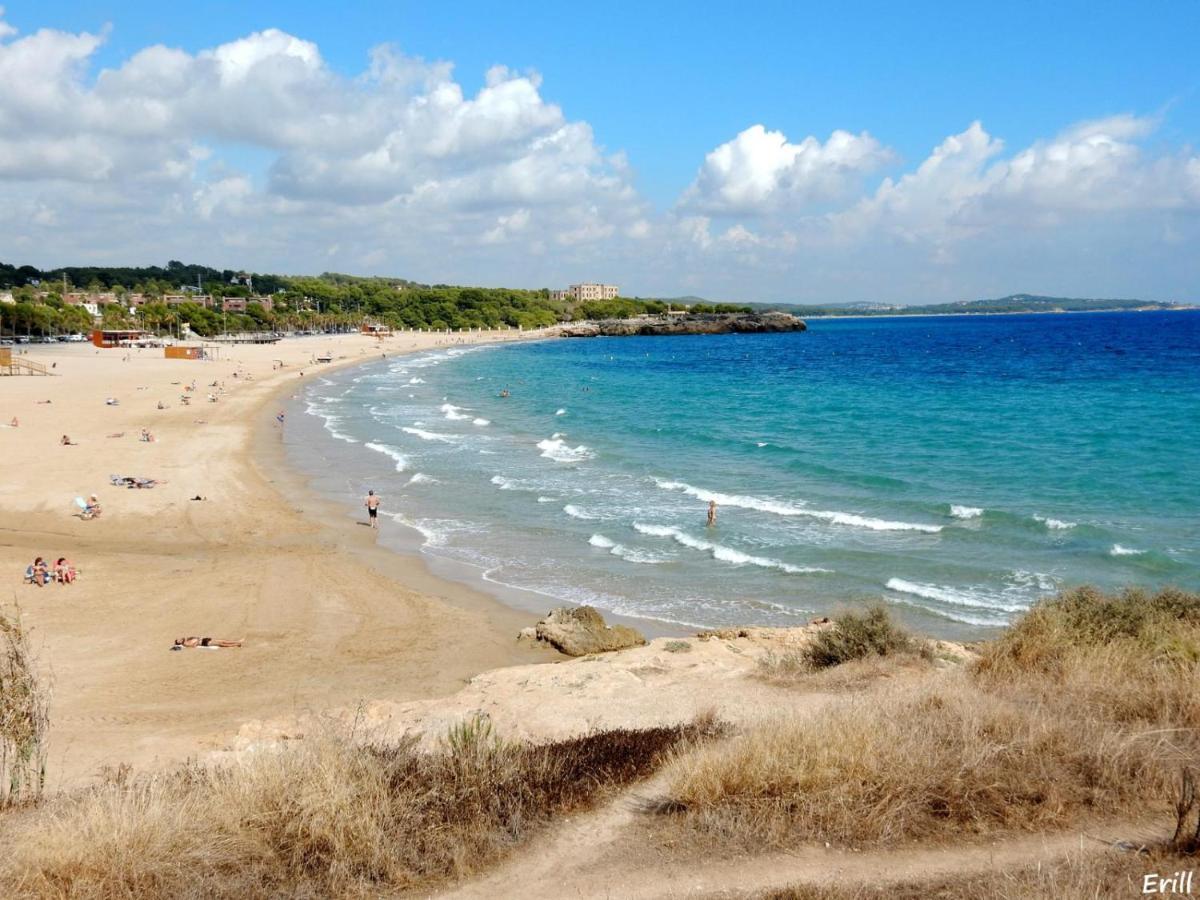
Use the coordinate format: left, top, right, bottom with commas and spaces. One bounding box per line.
287, 310, 1200, 639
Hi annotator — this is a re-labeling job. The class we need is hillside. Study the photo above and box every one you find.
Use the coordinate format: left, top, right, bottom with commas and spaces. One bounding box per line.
765, 293, 1183, 317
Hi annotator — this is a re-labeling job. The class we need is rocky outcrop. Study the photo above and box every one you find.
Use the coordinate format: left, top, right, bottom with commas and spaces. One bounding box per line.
554, 311, 806, 338
527, 606, 646, 656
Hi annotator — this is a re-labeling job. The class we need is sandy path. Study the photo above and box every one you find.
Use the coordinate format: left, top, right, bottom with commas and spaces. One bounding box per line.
434, 766, 1156, 900
0, 330, 558, 789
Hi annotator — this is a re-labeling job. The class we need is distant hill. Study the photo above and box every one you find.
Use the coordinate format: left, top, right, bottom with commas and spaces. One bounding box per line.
761, 294, 1184, 318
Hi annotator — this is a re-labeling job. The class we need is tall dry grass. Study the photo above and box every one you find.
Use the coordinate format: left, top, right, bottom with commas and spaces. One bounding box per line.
1, 605, 49, 807
2, 717, 717, 898
662, 587, 1200, 849
664, 677, 1173, 847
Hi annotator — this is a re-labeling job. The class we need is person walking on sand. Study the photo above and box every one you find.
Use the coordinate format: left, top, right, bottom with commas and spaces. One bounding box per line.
707, 499, 717, 527
365, 489, 381, 528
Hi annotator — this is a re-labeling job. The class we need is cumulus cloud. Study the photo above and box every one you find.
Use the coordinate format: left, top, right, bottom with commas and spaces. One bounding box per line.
0, 12, 646, 273
679, 124, 892, 215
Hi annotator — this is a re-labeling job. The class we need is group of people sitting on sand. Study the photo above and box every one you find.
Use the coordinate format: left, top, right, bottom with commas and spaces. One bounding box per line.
24, 556, 77, 586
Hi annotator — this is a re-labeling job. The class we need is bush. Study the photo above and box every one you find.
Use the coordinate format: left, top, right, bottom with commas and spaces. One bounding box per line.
803, 605, 923, 669
976, 586, 1200, 678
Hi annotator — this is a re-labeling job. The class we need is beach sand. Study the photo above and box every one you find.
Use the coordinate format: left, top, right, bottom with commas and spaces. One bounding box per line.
0, 330, 558, 790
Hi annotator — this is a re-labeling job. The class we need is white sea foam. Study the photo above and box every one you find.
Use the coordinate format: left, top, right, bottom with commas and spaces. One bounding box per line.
472, 418, 490, 426
885, 578, 1027, 614
491, 475, 519, 491
364, 441, 408, 472
440, 403, 471, 421
555, 408, 566, 416
537, 437, 595, 463
632, 523, 827, 575
406, 472, 436, 485
408, 377, 426, 384
755, 442, 768, 447
588, 534, 667, 564
1110, 544, 1145, 556
1034, 514, 1076, 530
402, 427, 459, 443
536, 496, 556, 503
563, 504, 598, 520
950, 505, 984, 520
320, 417, 358, 443
653, 479, 941, 533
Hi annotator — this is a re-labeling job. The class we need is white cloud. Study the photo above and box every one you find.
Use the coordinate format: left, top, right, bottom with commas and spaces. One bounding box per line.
0, 13, 646, 274
679, 124, 892, 215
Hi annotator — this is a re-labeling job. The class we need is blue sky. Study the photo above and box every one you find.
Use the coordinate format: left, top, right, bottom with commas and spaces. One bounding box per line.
1, 1, 1198, 301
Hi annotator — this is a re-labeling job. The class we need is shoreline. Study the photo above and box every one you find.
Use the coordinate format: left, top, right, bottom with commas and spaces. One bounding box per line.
272, 350, 695, 641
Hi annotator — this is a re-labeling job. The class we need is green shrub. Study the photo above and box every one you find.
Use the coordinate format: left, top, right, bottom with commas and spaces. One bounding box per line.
803, 605, 922, 669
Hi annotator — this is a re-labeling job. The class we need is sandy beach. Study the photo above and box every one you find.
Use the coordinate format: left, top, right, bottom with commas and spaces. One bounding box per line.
0, 330, 559, 790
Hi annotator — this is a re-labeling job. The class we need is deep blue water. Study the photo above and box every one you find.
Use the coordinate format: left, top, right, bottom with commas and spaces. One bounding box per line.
294, 311, 1200, 638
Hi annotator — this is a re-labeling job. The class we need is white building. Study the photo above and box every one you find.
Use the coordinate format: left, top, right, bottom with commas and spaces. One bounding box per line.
567, 283, 619, 302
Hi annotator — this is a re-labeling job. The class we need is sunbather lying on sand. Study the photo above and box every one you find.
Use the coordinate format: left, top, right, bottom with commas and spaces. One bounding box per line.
171, 636, 243, 650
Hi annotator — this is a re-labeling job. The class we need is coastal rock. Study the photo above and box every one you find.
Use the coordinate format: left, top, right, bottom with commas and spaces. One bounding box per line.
532, 606, 646, 656
554, 311, 806, 338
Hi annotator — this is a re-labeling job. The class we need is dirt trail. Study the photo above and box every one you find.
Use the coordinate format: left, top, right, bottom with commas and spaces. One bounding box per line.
433, 778, 1157, 900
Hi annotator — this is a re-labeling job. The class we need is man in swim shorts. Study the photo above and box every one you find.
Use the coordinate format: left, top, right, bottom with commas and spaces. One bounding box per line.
365, 489, 380, 528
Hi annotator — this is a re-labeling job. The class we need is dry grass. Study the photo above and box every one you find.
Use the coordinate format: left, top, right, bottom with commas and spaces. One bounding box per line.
760, 848, 1198, 899
663, 677, 1173, 847
1, 716, 717, 898
1, 605, 49, 807
663, 588, 1200, 850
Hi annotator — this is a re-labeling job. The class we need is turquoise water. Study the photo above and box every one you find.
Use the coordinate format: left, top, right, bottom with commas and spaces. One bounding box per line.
293, 311, 1200, 639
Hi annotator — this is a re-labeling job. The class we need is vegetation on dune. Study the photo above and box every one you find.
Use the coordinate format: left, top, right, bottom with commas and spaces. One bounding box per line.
0, 607, 48, 808
664, 587, 1200, 849
802, 605, 925, 669
0, 716, 719, 897
756, 605, 928, 681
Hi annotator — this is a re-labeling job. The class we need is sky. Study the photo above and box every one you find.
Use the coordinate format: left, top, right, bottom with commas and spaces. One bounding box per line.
1, 1, 1198, 304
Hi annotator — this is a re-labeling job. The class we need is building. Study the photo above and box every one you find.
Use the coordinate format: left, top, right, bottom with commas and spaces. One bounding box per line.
568, 283, 619, 302
0, 291, 14, 305
162, 294, 213, 308
223, 296, 273, 313
549, 289, 569, 302
64, 292, 118, 307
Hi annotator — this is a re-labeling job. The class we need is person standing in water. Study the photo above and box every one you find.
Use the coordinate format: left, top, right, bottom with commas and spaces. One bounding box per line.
365, 490, 381, 528
707, 499, 717, 527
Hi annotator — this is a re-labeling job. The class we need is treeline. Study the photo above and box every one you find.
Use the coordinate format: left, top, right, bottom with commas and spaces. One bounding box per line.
0, 261, 749, 336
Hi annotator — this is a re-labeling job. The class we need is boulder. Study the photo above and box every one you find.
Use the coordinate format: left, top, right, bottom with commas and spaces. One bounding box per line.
532, 606, 646, 656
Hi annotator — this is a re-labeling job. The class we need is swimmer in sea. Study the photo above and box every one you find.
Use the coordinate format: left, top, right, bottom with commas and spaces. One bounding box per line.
707, 499, 717, 527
